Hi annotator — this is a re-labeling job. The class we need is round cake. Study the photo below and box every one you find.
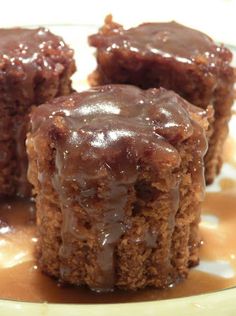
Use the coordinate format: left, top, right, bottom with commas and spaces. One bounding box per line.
89, 16, 235, 184
26, 84, 210, 292
0, 27, 76, 196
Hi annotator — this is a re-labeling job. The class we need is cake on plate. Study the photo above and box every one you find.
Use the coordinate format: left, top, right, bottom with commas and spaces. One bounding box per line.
0, 27, 76, 196
89, 16, 235, 184
27, 84, 210, 291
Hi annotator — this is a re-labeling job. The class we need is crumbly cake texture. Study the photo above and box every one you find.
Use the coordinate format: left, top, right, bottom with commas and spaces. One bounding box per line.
0, 27, 76, 197
27, 85, 210, 291
88, 16, 235, 184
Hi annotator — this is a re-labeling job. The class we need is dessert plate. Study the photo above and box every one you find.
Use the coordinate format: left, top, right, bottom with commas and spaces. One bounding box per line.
0, 24, 236, 316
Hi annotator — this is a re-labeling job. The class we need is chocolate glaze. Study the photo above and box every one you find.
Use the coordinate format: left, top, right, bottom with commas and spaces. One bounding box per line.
89, 20, 232, 66
0, 27, 73, 109
30, 85, 208, 291
0, 28, 69, 75
0, 27, 75, 196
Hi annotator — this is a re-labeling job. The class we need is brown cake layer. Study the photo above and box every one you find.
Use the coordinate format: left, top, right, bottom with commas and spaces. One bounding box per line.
89, 16, 235, 184
27, 85, 210, 292
0, 27, 76, 196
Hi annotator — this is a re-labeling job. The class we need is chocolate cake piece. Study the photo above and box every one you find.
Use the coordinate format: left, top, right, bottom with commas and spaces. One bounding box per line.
0, 27, 76, 196
27, 84, 210, 291
89, 16, 235, 184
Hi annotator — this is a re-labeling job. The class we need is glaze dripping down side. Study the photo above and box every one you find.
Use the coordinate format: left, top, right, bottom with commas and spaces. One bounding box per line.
28, 84, 209, 291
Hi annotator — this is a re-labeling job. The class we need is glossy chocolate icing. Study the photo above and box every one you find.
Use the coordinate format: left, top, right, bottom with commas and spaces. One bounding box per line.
30, 85, 208, 291
89, 20, 232, 65
0, 27, 71, 104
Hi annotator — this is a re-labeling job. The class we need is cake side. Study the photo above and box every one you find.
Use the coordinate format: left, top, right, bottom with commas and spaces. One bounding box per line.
88, 16, 235, 184
0, 27, 76, 197
27, 85, 209, 291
